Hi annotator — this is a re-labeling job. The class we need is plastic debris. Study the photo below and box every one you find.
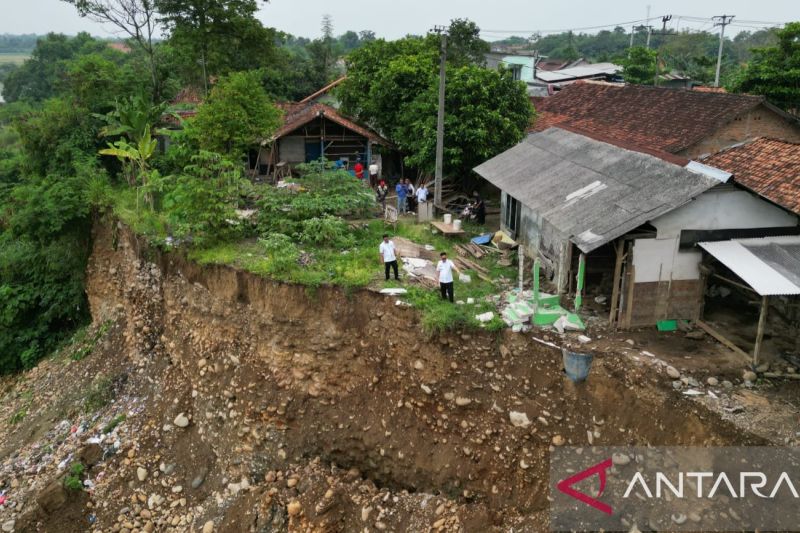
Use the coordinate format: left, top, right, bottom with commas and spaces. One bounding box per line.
379, 288, 407, 296
475, 311, 495, 323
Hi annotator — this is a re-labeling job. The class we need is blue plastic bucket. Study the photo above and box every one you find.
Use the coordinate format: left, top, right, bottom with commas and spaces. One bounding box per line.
562, 348, 593, 383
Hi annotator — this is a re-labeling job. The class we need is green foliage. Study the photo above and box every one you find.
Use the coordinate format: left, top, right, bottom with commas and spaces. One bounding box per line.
620, 46, 658, 85
300, 216, 354, 248
255, 164, 375, 237
15, 98, 98, 176
447, 19, 491, 67
729, 22, 800, 115
102, 413, 127, 434
63, 462, 85, 491
259, 233, 301, 275
68, 320, 112, 362
189, 70, 282, 157
340, 30, 531, 177
399, 65, 532, 176
161, 151, 249, 244
156, 0, 275, 83
2, 32, 103, 102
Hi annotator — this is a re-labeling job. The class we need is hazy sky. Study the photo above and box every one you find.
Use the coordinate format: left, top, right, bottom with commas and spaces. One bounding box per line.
0, 0, 797, 40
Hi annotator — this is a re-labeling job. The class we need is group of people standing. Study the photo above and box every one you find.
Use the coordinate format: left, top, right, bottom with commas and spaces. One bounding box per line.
373, 178, 428, 215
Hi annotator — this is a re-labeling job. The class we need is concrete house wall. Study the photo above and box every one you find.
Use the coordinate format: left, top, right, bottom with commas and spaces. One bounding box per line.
626, 186, 799, 326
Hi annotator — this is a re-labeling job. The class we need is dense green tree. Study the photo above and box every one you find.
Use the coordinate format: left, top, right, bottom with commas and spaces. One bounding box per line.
729, 22, 800, 116
155, 0, 274, 88
2, 32, 106, 102
339, 35, 531, 177
61, 0, 160, 96
189, 71, 281, 157
446, 18, 490, 67
398, 66, 531, 176
619, 46, 658, 85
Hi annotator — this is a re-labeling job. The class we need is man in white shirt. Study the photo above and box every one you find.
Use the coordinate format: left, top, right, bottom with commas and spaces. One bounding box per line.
416, 184, 428, 204
436, 251, 460, 302
379, 234, 399, 281
368, 161, 379, 188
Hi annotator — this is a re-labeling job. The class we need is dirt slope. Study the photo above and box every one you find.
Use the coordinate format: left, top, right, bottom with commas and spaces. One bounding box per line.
0, 218, 767, 533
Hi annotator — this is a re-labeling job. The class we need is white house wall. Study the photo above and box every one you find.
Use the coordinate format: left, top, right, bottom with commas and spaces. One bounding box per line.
651, 186, 797, 237
633, 186, 798, 284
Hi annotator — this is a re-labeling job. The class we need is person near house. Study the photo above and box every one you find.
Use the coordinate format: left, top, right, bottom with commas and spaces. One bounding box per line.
436, 251, 460, 303
354, 160, 365, 181
416, 183, 428, 207
376, 180, 388, 211
405, 179, 416, 213
369, 160, 380, 188
379, 234, 399, 281
395, 180, 407, 214
473, 192, 486, 225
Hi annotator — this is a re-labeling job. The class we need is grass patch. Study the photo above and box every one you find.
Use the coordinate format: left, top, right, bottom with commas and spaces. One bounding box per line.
190, 219, 514, 333
0, 53, 30, 65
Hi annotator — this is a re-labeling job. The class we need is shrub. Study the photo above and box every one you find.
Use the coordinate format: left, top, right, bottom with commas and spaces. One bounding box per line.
260, 233, 300, 275
63, 462, 85, 491
300, 216, 354, 248
161, 152, 248, 245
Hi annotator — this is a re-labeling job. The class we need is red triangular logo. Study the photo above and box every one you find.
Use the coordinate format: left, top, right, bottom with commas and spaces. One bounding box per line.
556, 458, 613, 515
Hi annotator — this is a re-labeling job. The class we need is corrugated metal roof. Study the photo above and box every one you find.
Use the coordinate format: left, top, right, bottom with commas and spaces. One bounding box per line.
473, 127, 721, 253
699, 236, 800, 295
535, 63, 621, 82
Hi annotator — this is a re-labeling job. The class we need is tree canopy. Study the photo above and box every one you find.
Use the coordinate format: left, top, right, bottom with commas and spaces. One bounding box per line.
339, 27, 532, 177
189, 70, 282, 156
619, 46, 658, 85
729, 22, 800, 116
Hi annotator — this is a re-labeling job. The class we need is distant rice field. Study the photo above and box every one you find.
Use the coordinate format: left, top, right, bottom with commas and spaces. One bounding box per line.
0, 53, 30, 65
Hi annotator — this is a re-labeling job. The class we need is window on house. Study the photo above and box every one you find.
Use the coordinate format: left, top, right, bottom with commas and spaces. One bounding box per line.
504, 193, 522, 236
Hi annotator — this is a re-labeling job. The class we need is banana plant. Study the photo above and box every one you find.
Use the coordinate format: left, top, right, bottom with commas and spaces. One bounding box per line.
99, 125, 158, 207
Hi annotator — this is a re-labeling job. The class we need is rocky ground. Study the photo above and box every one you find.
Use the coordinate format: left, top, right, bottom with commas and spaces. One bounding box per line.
0, 220, 790, 532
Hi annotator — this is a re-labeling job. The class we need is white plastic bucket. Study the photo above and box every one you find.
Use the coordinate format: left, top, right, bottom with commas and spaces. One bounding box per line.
453, 219, 462, 230
443, 214, 452, 225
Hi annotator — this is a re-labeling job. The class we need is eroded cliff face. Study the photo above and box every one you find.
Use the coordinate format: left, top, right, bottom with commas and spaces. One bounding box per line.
18, 216, 758, 532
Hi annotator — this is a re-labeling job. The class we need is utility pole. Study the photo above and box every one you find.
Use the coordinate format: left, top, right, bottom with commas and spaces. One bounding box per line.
431, 25, 448, 209
713, 15, 735, 87
653, 15, 672, 86
645, 4, 652, 48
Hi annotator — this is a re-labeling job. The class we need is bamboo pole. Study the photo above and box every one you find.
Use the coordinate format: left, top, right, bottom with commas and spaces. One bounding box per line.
753, 295, 769, 366
609, 239, 625, 326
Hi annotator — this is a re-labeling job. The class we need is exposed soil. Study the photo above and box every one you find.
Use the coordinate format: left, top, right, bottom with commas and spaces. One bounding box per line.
0, 217, 784, 533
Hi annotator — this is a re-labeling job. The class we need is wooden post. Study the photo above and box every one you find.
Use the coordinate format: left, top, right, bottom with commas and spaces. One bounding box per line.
753, 295, 769, 366
518, 250, 524, 294
533, 258, 541, 307
609, 239, 625, 326
624, 265, 636, 328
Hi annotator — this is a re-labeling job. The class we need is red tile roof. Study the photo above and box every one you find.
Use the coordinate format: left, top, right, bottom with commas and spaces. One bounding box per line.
702, 138, 800, 215
271, 102, 390, 146
530, 81, 767, 153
